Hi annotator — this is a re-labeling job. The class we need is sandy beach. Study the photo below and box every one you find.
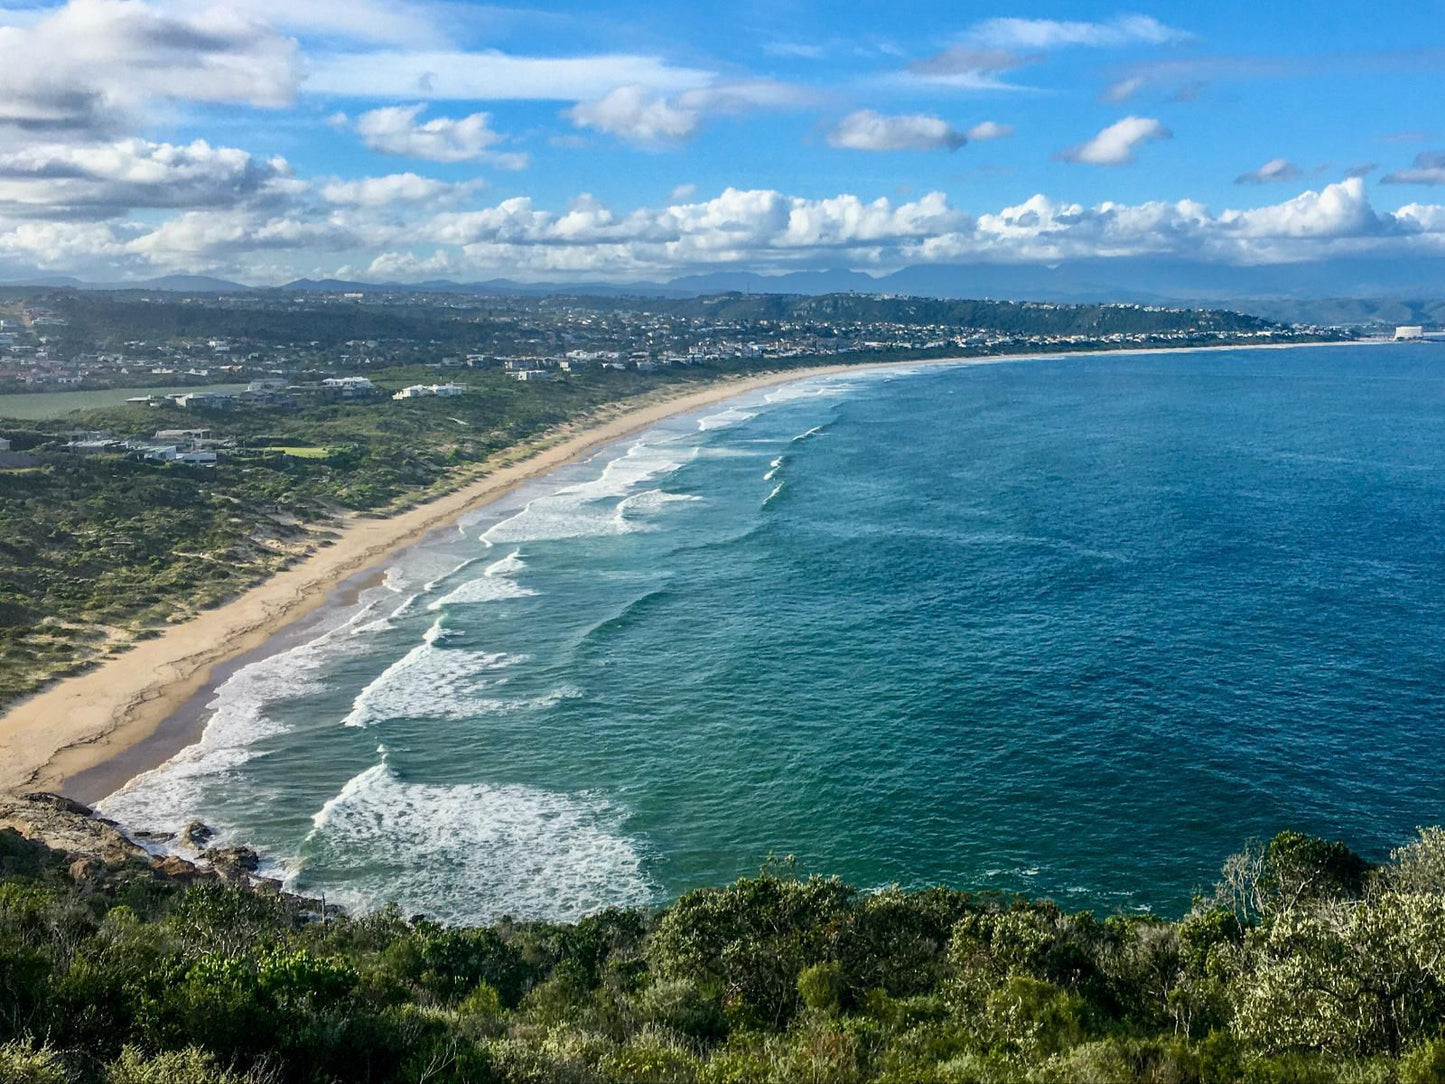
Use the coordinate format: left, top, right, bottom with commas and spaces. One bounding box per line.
0, 339, 1383, 798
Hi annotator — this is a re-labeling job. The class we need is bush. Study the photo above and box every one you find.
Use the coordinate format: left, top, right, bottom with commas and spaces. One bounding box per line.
0, 1040, 66, 1084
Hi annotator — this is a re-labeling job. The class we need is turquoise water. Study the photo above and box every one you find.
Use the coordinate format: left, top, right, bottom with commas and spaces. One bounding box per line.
100, 345, 1445, 922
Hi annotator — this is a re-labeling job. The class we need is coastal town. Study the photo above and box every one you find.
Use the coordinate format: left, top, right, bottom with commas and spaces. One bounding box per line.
0, 286, 1339, 394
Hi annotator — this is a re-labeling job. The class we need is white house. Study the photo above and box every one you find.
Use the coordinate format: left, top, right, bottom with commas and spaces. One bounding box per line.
393, 382, 467, 400
1395, 326, 1425, 341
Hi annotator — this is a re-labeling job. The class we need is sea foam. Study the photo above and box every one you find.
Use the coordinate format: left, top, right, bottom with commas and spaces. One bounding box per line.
97, 617, 366, 844
697, 407, 759, 431
427, 550, 536, 610
482, 439, 691, 543
340, 619, 529, 728
301, 761, 654, 923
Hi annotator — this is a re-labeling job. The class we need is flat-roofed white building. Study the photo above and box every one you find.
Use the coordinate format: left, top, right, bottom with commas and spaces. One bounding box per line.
1395, 325, 1425, 340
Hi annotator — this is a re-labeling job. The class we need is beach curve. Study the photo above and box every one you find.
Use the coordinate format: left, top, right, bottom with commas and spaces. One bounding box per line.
0, 339, 1377, 797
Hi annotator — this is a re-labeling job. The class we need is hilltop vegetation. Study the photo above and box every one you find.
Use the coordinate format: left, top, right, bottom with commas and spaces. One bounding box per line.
0, 364, 697, 707
4, 820, 1445, 1083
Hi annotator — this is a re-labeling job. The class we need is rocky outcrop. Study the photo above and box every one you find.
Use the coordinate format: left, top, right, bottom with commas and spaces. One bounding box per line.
0, 793, 326, 910
180, 821, 215, 850
0, 794, 149, 866
200, 845, 261, 884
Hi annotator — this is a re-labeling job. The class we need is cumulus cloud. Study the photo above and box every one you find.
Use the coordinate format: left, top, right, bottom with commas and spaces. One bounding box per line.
966, 121, 1014, 141
1218, 177, 1382, 240
4, 176, 1444, 283
1381, 151, 1445, 185
1235, 158, 1302, 184
966, 15, 1190, 50
827, 110, 966, 152
0, 138, 300, 218
567, 86, 700, 146
567, 80, 814, 148
0, 0, 298, 140
1058, 116, 1171, 165
354, 104, 527, 168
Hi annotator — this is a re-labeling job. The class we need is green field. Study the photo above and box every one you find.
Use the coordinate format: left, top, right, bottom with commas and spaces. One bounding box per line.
261, 445, 335, 459
0, 384, 248, 420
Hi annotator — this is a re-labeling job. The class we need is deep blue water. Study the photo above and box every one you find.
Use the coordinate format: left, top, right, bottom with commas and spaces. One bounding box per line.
101, 345, 1445, 922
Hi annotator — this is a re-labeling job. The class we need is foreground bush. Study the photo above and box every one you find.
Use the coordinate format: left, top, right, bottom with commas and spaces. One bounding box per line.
5, 828, 1445, 1082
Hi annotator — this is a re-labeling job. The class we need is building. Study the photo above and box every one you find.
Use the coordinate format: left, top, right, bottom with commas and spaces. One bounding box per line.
393, 382, 467, 400
511, 369, 554, 382
171, 391, 236, 410
321, 376, 375, 397
0, 437, 10, 452
1395, 326, 1425, 341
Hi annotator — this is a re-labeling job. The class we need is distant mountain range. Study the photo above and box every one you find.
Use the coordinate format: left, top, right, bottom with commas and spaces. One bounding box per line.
6, 257, 1445, 325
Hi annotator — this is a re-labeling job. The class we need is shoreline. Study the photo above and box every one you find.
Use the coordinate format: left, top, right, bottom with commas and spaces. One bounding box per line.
0, 338, 1385, 799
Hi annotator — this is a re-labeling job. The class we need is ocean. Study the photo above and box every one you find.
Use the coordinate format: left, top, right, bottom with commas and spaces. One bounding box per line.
98, 344, 1445, 923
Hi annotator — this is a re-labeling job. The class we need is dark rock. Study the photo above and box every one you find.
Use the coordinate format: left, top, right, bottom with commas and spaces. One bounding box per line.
132, 830, 175, 843
180, 821, 215, 850
254, 876, 284, 894
23, 792, 94, 817
200, 845, 261, 882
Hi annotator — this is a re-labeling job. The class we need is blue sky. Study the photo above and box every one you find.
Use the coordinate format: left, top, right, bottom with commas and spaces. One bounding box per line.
1, 0, 1443, 283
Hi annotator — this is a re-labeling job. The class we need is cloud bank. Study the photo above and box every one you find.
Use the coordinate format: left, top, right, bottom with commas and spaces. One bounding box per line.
4, 175, 1444, 285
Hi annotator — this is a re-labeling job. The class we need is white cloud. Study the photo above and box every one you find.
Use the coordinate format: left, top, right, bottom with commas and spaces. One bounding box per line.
567, 80, 815, 148
0, 0, 298, 139
967, 15, 1191, 50
567, 86, 700, 146
125, 208, 360, 269
827, 110, 966, 152
1235, 158, 1302, 184
0, 138, 299, 217
670, 183, 698, 201
966, 121, 1013, 141
1102, 76, 1146, 103
1058, 116, 1171, 165
320, 173, 482, 207
354, 105, 527, 168
5, 178, 1445, 283
1220, 177, 1381, 239
1382, 151, 1445, 185
763, 41, 826, 60
305, 50, 713, 101
194, 0, 448, 48
902, 47, 1036, 91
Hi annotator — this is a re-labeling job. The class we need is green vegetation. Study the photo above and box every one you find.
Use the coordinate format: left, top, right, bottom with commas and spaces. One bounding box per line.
0, 365, 706, 706
4, 826, 1445, 1082
260, 447, 339, 459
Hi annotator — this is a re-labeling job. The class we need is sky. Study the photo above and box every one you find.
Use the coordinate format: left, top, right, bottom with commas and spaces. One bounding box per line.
1, 0, 1444, 285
